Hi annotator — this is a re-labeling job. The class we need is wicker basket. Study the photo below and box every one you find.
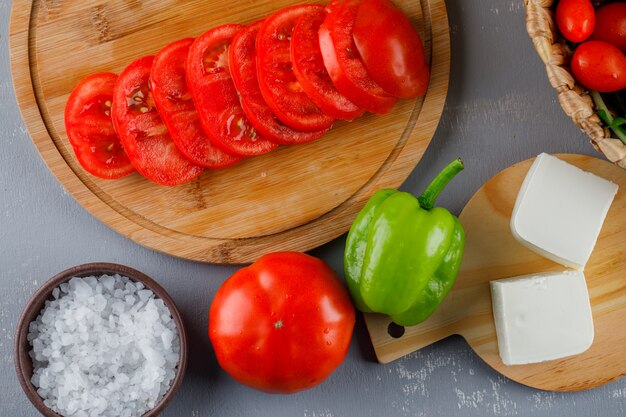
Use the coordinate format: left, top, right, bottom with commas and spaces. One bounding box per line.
525, 0, 626, 168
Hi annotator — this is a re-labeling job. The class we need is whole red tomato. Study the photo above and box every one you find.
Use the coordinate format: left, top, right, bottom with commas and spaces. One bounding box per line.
209, 252, 355, 394
556, 0, 595, 43
591, 2, 626, 51
571, 40, 626, 92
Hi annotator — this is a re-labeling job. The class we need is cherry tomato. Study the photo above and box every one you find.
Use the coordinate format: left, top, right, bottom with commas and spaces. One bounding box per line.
256, 4, 336, 132
571, 40, 626, 92
353, 0, 430, 98
112, 56, 204, 186
556, 0, 595, 43
319, 0, 397, 114
229, 21, 329, 144
591, 2, 626, 51
187, 25, 279, 156
209, 252, 355, 394
151, 38, 242, 169
291, 7, 363, 120
64, 73, 135, 180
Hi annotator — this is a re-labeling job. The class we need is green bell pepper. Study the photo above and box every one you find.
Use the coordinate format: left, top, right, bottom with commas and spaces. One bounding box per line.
344, 158, 466, 326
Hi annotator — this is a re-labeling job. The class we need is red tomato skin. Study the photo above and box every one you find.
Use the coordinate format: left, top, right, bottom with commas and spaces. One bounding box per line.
64, 73, 135, 180
353, 0, 430, 98
256, 4, 336, 132
291, 7, 363, 120
112, 56, 204, 186
151, 38, 242, 169
187, 25, 279, 156
571, 40, 626, 92
319, 0, 397, 114
556, 0, 595, 43
209, 252, 356, 394
229, 21, 329, 144
591, 2, 626, 52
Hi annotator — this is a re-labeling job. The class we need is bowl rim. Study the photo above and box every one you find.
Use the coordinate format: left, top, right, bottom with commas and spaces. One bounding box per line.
13, 262, 189, 417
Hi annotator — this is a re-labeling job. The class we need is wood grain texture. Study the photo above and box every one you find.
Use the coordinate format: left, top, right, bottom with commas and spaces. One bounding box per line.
9, 0, 450, 264
365, 154, 626, 392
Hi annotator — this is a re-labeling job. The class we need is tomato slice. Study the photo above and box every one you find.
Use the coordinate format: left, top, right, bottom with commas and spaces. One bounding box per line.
319, 0, 397, 114
187, 25, 279, 157
112, 56, 204, 186
64, 73, 135, 180
151, 38, 242, 169
256, 5, 335, 132
291, 7, 363, 120
353, 0, 430, 98
229, 21, 329, 145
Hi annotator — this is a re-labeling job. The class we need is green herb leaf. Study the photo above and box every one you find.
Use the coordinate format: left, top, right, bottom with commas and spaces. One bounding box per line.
592, 91, 626, 145
609, 117, 626, 130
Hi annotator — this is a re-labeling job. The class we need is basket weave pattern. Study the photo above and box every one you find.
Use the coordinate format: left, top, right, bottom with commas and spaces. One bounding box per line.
525, 0, 626, 168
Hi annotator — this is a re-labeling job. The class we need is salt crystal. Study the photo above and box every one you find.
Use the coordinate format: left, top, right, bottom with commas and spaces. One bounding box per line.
60, 333, 74, 346
111, 301, 126, 314
125, 282, 136, 294
50, 361, 65, 372
93, 294, 107, 312
161, 329, 174, 350
39, 374, 49, 389
101, 276, 115, 292
137, 290, 152, 302
70, 277, 93, 297
28, 275, 180, 417
83, 276, 98, 288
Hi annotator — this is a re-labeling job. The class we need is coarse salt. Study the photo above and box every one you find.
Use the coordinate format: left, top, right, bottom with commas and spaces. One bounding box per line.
28, 274, 180, 417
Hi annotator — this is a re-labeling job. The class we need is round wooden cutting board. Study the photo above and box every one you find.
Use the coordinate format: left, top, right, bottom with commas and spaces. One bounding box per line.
365, 154, 626, 391
9, 0, 450, 264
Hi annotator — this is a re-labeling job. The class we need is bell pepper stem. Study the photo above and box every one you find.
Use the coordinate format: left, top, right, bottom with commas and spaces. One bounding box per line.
417, 158, 464, 210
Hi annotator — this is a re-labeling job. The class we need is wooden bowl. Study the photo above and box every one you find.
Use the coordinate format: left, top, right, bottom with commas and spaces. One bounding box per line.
13, 263, 188, 417
524, 0, 626, 169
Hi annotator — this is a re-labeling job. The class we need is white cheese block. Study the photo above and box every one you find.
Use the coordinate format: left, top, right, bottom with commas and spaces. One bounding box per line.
490, 271, 594, 365
511, 153, 618, 269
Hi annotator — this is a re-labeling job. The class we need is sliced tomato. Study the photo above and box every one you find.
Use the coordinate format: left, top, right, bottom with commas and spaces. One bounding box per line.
319, 0, 397, 114
112, 56, 204, 186
187, 25, 279, 156
229, 21, 329, 145
353, 0, 430, 98
151, 38, 242, 169
256, 4, 335, 132
291, 7, 363, 120
64, 73, 135, 179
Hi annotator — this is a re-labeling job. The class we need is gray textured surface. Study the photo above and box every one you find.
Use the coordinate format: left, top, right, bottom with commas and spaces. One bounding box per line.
1, 0, 625, 416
